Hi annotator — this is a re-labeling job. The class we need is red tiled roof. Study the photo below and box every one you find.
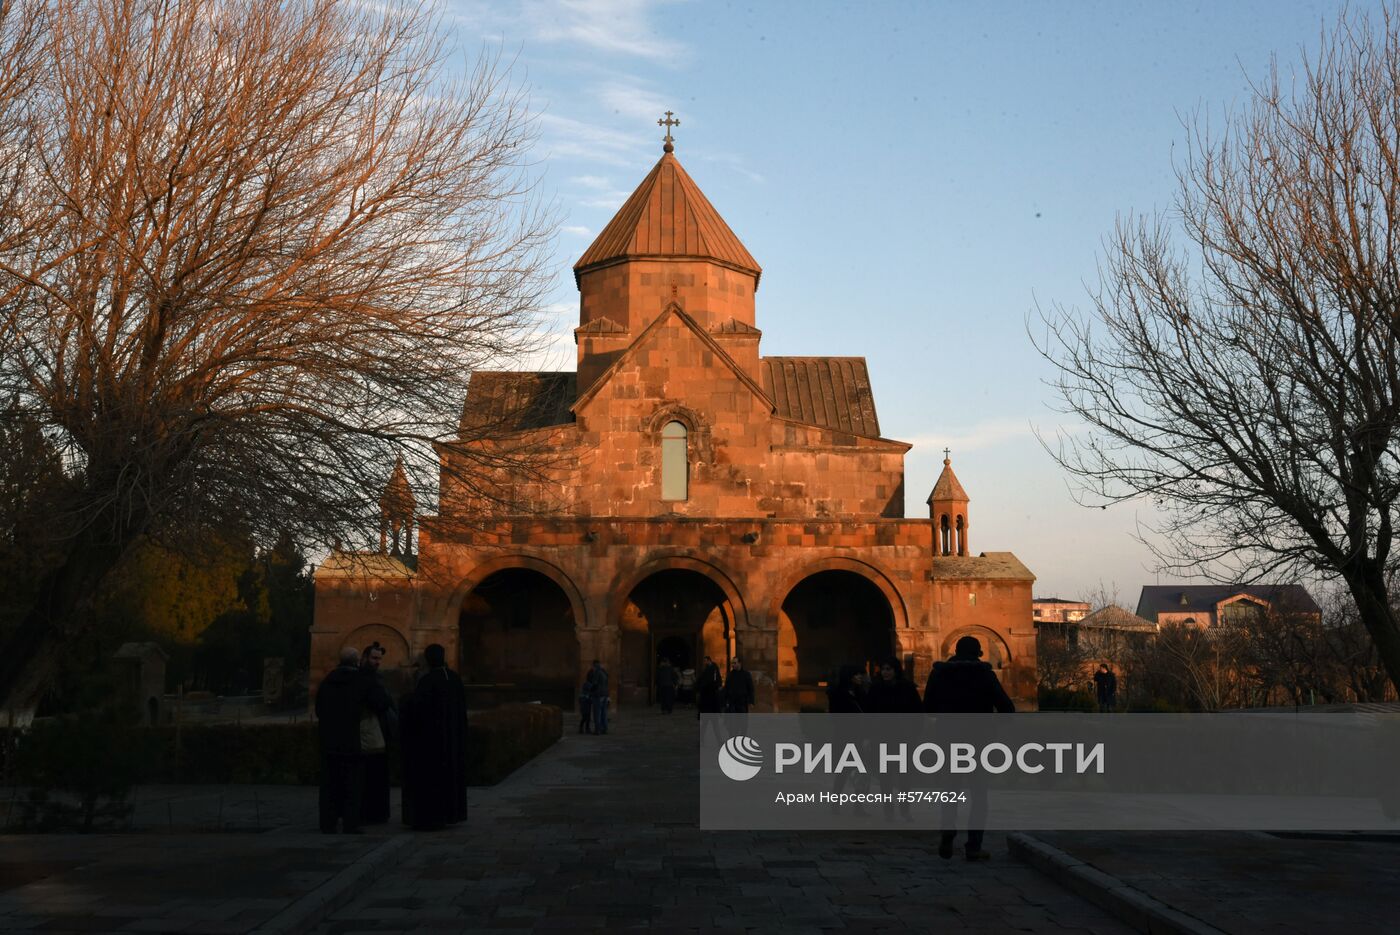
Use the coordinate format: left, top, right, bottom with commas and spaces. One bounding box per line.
761, 357, 881, 438
574, 152, 761, 284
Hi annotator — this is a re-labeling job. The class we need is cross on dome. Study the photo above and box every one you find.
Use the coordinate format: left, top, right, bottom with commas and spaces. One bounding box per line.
658, 110, 680, 152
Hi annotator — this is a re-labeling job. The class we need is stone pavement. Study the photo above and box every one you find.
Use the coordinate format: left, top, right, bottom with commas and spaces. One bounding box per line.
1025, 830, 1400, 934
312, 710, 1132, 934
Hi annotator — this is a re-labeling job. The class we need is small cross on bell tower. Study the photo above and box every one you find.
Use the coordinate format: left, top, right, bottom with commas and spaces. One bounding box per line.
658, 110, 680, 153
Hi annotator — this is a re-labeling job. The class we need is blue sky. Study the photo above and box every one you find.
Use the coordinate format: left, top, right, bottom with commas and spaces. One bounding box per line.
445, 0, 1350, 601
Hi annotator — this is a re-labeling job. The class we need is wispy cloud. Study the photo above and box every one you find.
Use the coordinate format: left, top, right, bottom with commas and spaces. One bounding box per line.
699, 150, 765, 184
569, 175, 612, 190
562, 224, 593, 236
904, 418, 1088, 455
525, 0, 687, 63
597, 80, 675, 121
536, 112, 649, 165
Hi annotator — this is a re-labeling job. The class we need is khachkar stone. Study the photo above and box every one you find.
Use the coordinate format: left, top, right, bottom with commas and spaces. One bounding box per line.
310, 121, 1037, 713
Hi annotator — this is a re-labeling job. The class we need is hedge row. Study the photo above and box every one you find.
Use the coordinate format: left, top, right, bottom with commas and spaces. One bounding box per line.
15, 704, 562, 790
467, 703, 562, 785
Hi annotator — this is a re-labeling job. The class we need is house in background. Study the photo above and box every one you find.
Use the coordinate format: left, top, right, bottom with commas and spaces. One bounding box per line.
1135, 585, 1321, 630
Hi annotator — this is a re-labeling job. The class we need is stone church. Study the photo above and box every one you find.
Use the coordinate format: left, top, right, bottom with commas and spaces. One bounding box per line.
311, 132, 1037, 710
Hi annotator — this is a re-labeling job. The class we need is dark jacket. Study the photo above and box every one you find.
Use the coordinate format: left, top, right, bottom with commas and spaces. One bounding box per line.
827, 665, 865, 713
723, 667, 755, 712
1093, 669, 1118, 701
868, 677, 923, 713
697, 663, 723, 713
316, 664, 391, 755
656, 663, 679, 690
922, 657, 1016, 713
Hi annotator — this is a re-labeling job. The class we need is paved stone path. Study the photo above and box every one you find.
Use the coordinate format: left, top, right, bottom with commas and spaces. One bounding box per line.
1032, 830, 1400, 934
314, 710, 1132, 934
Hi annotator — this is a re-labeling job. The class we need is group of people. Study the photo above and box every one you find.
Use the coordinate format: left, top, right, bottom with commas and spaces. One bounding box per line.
577, 655, 758, 733
826, 635, 1015, 861
315, 642, 467, 834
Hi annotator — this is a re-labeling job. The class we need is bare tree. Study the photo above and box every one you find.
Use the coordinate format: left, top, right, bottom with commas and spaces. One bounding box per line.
1036, 7, 1400, 695
0, 0, 556, 719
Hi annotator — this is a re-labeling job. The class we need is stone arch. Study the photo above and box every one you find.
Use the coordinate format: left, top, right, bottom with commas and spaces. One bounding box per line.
450, 555, 587, 709
609, 551, 749, 632
773, 557, 906, 695
610, 552, 749, 705
447, 554, 588, 630
941, 625, 1013, 671
768, 556, 909, 633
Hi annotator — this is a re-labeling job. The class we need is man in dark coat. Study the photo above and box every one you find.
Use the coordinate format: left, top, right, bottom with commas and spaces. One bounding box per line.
1093, 664, 1118, 712
868, 656, 923, 713
696, 656, 723, 719
826, 665, 866, 713
358, 642, 397, 824
722, 657, 755, 713
656, 657, 679, 714
924, 636, 1015, 861
316, 647, 391, 833
401, 644, 467, 830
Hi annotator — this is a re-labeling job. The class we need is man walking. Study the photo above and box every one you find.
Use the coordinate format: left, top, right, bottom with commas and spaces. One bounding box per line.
696, 655, 723, 720
723, 657, 754, 714
656, 657, 679, 714
589, 659, 610, 734
923, 636, 1015, 861
1093, 664, 1118, 712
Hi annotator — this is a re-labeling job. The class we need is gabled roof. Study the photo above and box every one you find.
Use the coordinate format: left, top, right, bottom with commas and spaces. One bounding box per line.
928, 458, 969, 504
762, 357, 881, 438
571, 302, 773, 415
315, 551, 415, 580
574, 151, 761, 285
459, 372, 577, 434
1135, 584, 1321, 620
1078, 605, 1158, 632
929, 552, 1035, 581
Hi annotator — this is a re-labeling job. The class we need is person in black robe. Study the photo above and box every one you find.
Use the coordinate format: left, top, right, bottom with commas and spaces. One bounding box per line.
656, 657, 679, 714
401, 643, 467, 830
695, 656, 723, 720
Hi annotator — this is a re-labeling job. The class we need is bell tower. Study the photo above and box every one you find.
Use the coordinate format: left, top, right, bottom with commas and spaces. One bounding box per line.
927, 451, 970, 557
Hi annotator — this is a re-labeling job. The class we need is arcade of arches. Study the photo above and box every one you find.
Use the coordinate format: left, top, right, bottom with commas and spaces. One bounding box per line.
310, 136, 1037, 710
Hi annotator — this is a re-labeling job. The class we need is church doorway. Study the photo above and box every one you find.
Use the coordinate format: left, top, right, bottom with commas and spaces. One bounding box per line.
778, 570, 896, 696
620, 569, 732, 706
459, 567, 579, 709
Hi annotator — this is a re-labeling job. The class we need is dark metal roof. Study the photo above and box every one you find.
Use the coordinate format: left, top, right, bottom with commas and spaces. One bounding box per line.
761, 357, 881, 438
1135, 584, 1321, 620
459, 372, 577, 434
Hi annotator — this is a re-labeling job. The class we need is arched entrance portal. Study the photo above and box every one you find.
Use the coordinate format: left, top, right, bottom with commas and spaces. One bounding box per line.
459, 568, 579, 709
621, 569, 732, 706
779, 570, 896, 694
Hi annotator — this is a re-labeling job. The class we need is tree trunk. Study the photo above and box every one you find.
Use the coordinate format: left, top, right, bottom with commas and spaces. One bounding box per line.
1343, 561, 1400, 699
0, 529, 132, 724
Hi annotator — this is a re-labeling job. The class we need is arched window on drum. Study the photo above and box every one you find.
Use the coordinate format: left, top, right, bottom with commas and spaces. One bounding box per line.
661, 421, 688, 501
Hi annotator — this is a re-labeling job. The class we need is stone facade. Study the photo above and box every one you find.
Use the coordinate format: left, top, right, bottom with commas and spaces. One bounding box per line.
311, 143, 1038, 710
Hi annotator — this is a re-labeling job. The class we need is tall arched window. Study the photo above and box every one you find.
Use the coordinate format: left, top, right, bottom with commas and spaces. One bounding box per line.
955, 515, 966, 556
939, 514, 951, 556
661, 421, 688, 500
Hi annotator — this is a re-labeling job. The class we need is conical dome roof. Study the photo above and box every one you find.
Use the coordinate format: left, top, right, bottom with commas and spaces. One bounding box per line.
927, 458, 969, 504
574, 150, 761, 285
380, 456, 415, 513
